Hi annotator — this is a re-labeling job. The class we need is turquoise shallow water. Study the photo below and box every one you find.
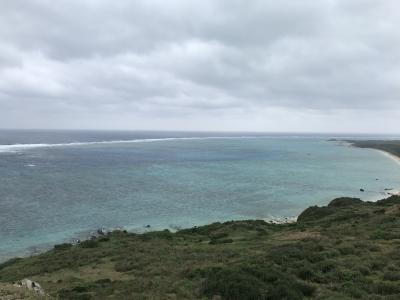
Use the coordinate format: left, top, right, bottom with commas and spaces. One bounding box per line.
1, 131, 400, 261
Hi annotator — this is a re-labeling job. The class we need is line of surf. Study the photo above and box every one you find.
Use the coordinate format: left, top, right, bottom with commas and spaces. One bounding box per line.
375, 149, 400, 167
0, 136, 261, 153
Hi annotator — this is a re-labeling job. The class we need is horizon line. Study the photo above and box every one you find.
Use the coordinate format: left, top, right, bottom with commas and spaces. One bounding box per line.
0, 128, 400, 136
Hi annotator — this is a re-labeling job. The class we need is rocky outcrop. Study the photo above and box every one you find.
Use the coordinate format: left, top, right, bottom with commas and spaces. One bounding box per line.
328, 197, 363, 208
14, 278, 45, 295
297, 206, 334, 222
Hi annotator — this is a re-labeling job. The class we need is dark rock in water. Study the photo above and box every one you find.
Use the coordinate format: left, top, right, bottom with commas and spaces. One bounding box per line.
360, 188, 365, 192
385, 188, 394, 191
376, 178, 379, 180
145, 225, 151, 228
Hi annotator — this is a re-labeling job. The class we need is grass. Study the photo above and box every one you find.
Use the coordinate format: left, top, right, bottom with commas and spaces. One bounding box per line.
0, 282, 50, 300
1, 196, 400, 299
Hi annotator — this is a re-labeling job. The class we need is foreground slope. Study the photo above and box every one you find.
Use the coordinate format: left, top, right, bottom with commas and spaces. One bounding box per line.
1, 196, 400, 299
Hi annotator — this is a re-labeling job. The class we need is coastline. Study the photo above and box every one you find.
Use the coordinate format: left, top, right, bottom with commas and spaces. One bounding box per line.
2, 194, 400, 299
344, 139, 400, 159
2, 138, 400, 263
0, 215, 299, 263
1, 145, 398, 263
375, 149, 400, 166
342, 140, 400, 198
345, 140, 400, 163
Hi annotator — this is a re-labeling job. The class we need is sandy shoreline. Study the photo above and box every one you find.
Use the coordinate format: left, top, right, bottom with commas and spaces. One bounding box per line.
341, 141, 400, 198
374, 149, 400, 197
375, 149, 400, 166
343, 140, 400, 165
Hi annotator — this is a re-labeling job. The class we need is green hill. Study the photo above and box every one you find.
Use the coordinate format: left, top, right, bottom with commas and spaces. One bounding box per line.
2, 196, 400, 299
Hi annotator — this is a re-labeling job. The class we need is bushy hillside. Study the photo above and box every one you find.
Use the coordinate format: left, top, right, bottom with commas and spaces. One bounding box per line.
2, 196, 400, 299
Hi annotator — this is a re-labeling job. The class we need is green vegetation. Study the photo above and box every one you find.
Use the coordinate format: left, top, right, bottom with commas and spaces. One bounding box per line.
0, 282, 49, 300
2, 196, 400, 299
347, 140, 400, 157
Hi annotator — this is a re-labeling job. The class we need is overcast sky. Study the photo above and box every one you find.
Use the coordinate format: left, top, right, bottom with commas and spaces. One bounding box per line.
0, 0, 399, 133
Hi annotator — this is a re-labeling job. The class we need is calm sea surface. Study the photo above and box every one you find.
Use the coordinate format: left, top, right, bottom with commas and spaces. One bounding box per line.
1, 130, 400, 261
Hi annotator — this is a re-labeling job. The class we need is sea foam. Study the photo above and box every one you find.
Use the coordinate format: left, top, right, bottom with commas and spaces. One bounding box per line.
0, 136, 261, 153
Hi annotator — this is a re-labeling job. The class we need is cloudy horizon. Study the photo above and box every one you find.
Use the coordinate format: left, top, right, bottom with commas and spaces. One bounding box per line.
0, 0, 399, 133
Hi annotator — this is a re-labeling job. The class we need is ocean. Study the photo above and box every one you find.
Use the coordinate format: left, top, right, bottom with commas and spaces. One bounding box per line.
1, 130, 400, 261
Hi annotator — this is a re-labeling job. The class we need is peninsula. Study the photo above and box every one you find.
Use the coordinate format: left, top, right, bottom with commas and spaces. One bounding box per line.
346, 140, 400, 160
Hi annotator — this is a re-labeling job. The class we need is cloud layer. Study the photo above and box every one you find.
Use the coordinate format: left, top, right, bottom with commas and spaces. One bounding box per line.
0, 0, 399, 132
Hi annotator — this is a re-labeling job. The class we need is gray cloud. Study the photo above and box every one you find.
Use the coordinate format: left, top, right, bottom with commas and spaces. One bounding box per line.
0, 0, 399, 132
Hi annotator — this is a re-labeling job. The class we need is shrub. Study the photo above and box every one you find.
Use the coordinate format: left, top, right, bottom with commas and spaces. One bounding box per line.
142, 229, 173, 240
383, 272, 400, 281
338, 245, 355, 255
79, 240, 98, 248
297, 206, 334, 222
95, 278, 112, 287
114, 260, 135, 272
201, 264, 314, 300
98, 236, 110, 242
328, 197, 363, 208
54, 243, 73, 250
268, 244, 306, 264
297, 266, 314, 280
317, 260, 336, 273
210, 232, 229, 239
377, 195, 400, 206
369, 244, 381, 252
307, 252, 326, 263
209, 238, 234, 245
114, 260, 147, 272
388, 248, 400, 260
202, 267, 266, 300
372, 281, 400, 295
179, 222, 223, 235
323, 249, 340, 258
58, 288, 92, 300
358, 265, 371, 276
0, 258, 22, 271
342, 283, 367, 299
371, 261, 387, 271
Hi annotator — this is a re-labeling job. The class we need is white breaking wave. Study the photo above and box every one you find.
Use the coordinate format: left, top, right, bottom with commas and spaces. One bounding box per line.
0, 136, 261, 153
375, 149, 400, 167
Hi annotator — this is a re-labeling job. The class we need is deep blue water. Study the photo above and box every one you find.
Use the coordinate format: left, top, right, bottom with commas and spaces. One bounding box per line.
1, 130, 400, 261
